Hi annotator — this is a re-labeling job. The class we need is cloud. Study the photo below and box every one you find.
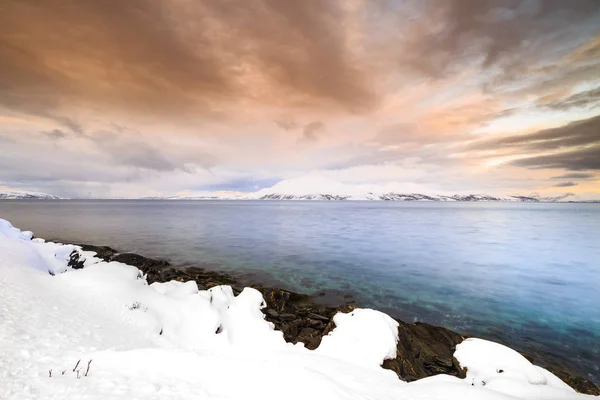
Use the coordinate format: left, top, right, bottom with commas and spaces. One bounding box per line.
43, 129, 67, 140
551, 172, 595, 180
538, 87, 600, 111
0, 135, 15, 144
510, 146, 600, 170
4, 0, 597, 122
553, 181, 577, 187
2, 1, 600, 197
88, 131, 218, 172
390, 1, 600, 80
302, 121, 325, 142
274, 119, 298, 131
0, 0, 377, 120
473, 114, 600, 151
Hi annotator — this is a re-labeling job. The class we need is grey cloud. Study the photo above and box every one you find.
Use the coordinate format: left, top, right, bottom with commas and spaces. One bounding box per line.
510, 146, 600, 170
539, 87, 600, 111
89, 130, 217, 172
111, 144, 180, 172
302, 121, 325, 142
551, 172, 595, 180
0, 135, 15, 144
0, 147, 142, 184
471, 113, 600, 171
398, 0, 600, 79
43, 129, 67, 140
473, 114, 600, 151
274, 119, 298, 131
553, 181, 577, 187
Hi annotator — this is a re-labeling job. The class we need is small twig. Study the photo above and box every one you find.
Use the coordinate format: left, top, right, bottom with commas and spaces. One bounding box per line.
77, 370, 80, 379
61, 370, 66, 375
73, 359, 81, 372
84, 360, 92, 377
49, 369, 52, 378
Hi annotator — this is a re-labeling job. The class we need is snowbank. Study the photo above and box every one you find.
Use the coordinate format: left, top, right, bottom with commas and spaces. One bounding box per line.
0, 218, 596, 399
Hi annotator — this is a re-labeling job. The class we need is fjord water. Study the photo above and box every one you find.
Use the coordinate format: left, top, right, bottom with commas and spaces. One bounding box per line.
1, 200, 599, 380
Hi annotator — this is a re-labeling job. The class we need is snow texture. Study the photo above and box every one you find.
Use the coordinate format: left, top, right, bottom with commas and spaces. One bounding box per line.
0, 218, 596, 399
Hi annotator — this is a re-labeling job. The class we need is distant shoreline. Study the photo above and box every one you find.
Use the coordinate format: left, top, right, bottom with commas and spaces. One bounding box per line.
3, 197, 600, 203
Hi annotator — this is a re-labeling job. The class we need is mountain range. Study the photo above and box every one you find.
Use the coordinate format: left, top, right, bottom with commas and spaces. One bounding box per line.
146, 177, 597, 202
0, 190, 62, 200
3, 177, 598, 202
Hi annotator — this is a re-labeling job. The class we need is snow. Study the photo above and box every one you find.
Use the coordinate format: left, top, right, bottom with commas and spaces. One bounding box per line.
0, 218, 597, 399
242, 176, 582, 202
454, 338, 585, 399
316, 308, 399, 367
250, 176, 443, 200
0, 189, 62, 200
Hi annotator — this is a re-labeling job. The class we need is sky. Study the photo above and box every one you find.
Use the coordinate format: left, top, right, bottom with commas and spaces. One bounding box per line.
0, 0, 599, 198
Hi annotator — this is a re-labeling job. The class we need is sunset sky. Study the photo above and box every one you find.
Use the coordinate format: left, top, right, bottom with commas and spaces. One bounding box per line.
1, 0, 599, 198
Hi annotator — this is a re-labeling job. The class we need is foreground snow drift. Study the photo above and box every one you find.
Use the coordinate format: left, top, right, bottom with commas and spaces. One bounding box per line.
0, 218, 595, 399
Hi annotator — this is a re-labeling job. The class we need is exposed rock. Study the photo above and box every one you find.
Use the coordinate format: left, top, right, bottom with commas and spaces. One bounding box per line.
546, 369, 600, 396
67, 250, 85, 270
76, 244, 118, 262
278, 313, 296, 321
382, 321, 466, 381
306, 312, 330, 322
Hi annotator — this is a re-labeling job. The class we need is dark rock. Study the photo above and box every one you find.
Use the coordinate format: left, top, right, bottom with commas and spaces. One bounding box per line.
547, 368, 600, 395
279, 313, 296, 321
266, 309, 279, 318
306, 313, 330, 322
67, 250, 85, 270
76, 244, 118, 262
305, 318, 325, 329
299, 327, 317, 337
381, 321, 467, 382
111, 253, 169, 272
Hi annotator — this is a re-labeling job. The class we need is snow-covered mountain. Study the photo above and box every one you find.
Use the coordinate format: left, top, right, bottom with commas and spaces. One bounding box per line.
0, 189, 62, 200
255, 192, 546, 202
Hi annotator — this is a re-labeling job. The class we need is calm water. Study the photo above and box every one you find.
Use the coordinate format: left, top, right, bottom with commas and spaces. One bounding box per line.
1, 200, 599, 380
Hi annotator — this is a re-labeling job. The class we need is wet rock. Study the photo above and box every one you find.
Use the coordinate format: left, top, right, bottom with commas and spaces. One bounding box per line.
547, 368, 600, 395
111, 253, 169, 271
305, 318, 325, 329
299, 327, 317, 337
306, 312, 329, 322
76, 244, 118, 262
279, 313, 296, 321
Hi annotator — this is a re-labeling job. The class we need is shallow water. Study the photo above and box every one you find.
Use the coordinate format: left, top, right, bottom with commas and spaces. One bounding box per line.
1, 200, 599, 380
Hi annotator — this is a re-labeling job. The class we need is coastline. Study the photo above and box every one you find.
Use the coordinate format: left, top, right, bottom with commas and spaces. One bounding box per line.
68, 241, 600, 395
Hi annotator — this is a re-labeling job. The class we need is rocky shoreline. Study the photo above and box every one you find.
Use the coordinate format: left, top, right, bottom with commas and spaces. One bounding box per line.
69, 243, 599, 395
